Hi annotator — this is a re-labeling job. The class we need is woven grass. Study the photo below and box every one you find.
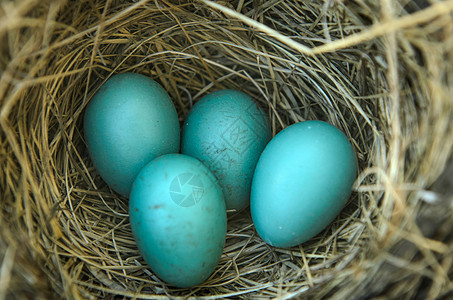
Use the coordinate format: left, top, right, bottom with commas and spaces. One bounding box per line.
1, 0, 452, 299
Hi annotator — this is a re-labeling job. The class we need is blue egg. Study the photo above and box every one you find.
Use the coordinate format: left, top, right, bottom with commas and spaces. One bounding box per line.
129, 154, 227, 288
251, 120, 357, 248
181, 90, 271, 212
84, 73, 180, 197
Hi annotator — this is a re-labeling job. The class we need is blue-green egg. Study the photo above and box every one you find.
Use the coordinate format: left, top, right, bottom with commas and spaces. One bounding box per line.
251, 120, 357, 248
182, 89, 271, 212
84, 73, 180, 197
129, 154, 227, 288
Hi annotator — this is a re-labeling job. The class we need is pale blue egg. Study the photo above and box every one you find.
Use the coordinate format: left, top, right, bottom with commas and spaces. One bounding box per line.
84, 73, 180, 197
251, 120, 357, 248
181, 89, 271, 212
129, 154, 227, 288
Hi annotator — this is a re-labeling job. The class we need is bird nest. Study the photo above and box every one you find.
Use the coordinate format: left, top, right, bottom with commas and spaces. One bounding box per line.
1, 0, 452, 299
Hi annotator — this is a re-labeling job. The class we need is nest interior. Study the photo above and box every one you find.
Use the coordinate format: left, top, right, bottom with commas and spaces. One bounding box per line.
0, 0, 452, 299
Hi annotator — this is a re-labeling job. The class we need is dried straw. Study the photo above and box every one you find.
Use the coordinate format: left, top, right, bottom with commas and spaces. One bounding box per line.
1, 0, 452, 299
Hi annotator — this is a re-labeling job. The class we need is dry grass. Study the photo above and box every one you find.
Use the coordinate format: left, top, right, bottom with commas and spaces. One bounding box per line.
0, 0, 452, 299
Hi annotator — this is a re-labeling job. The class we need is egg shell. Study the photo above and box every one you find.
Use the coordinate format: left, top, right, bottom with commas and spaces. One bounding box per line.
181, 89, 271, 211
251, 120, 357, 248
129, 154, 227, 288
84, 73, 180, 197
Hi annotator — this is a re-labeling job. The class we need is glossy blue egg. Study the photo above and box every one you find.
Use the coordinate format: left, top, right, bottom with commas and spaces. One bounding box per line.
129, 154, 227, 288
84, 73, 180, 197
182, 89, 271, 211
251, 120, 357, 248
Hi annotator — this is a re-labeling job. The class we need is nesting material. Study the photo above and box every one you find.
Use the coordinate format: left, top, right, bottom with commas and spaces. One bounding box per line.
0, 0, 452, 299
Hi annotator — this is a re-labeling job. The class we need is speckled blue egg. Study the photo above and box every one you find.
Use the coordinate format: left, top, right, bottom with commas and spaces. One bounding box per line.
129, 154, 227, 288
84, 73, 180, 197
181, 89, 271, 212
251, 120, 357, 248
